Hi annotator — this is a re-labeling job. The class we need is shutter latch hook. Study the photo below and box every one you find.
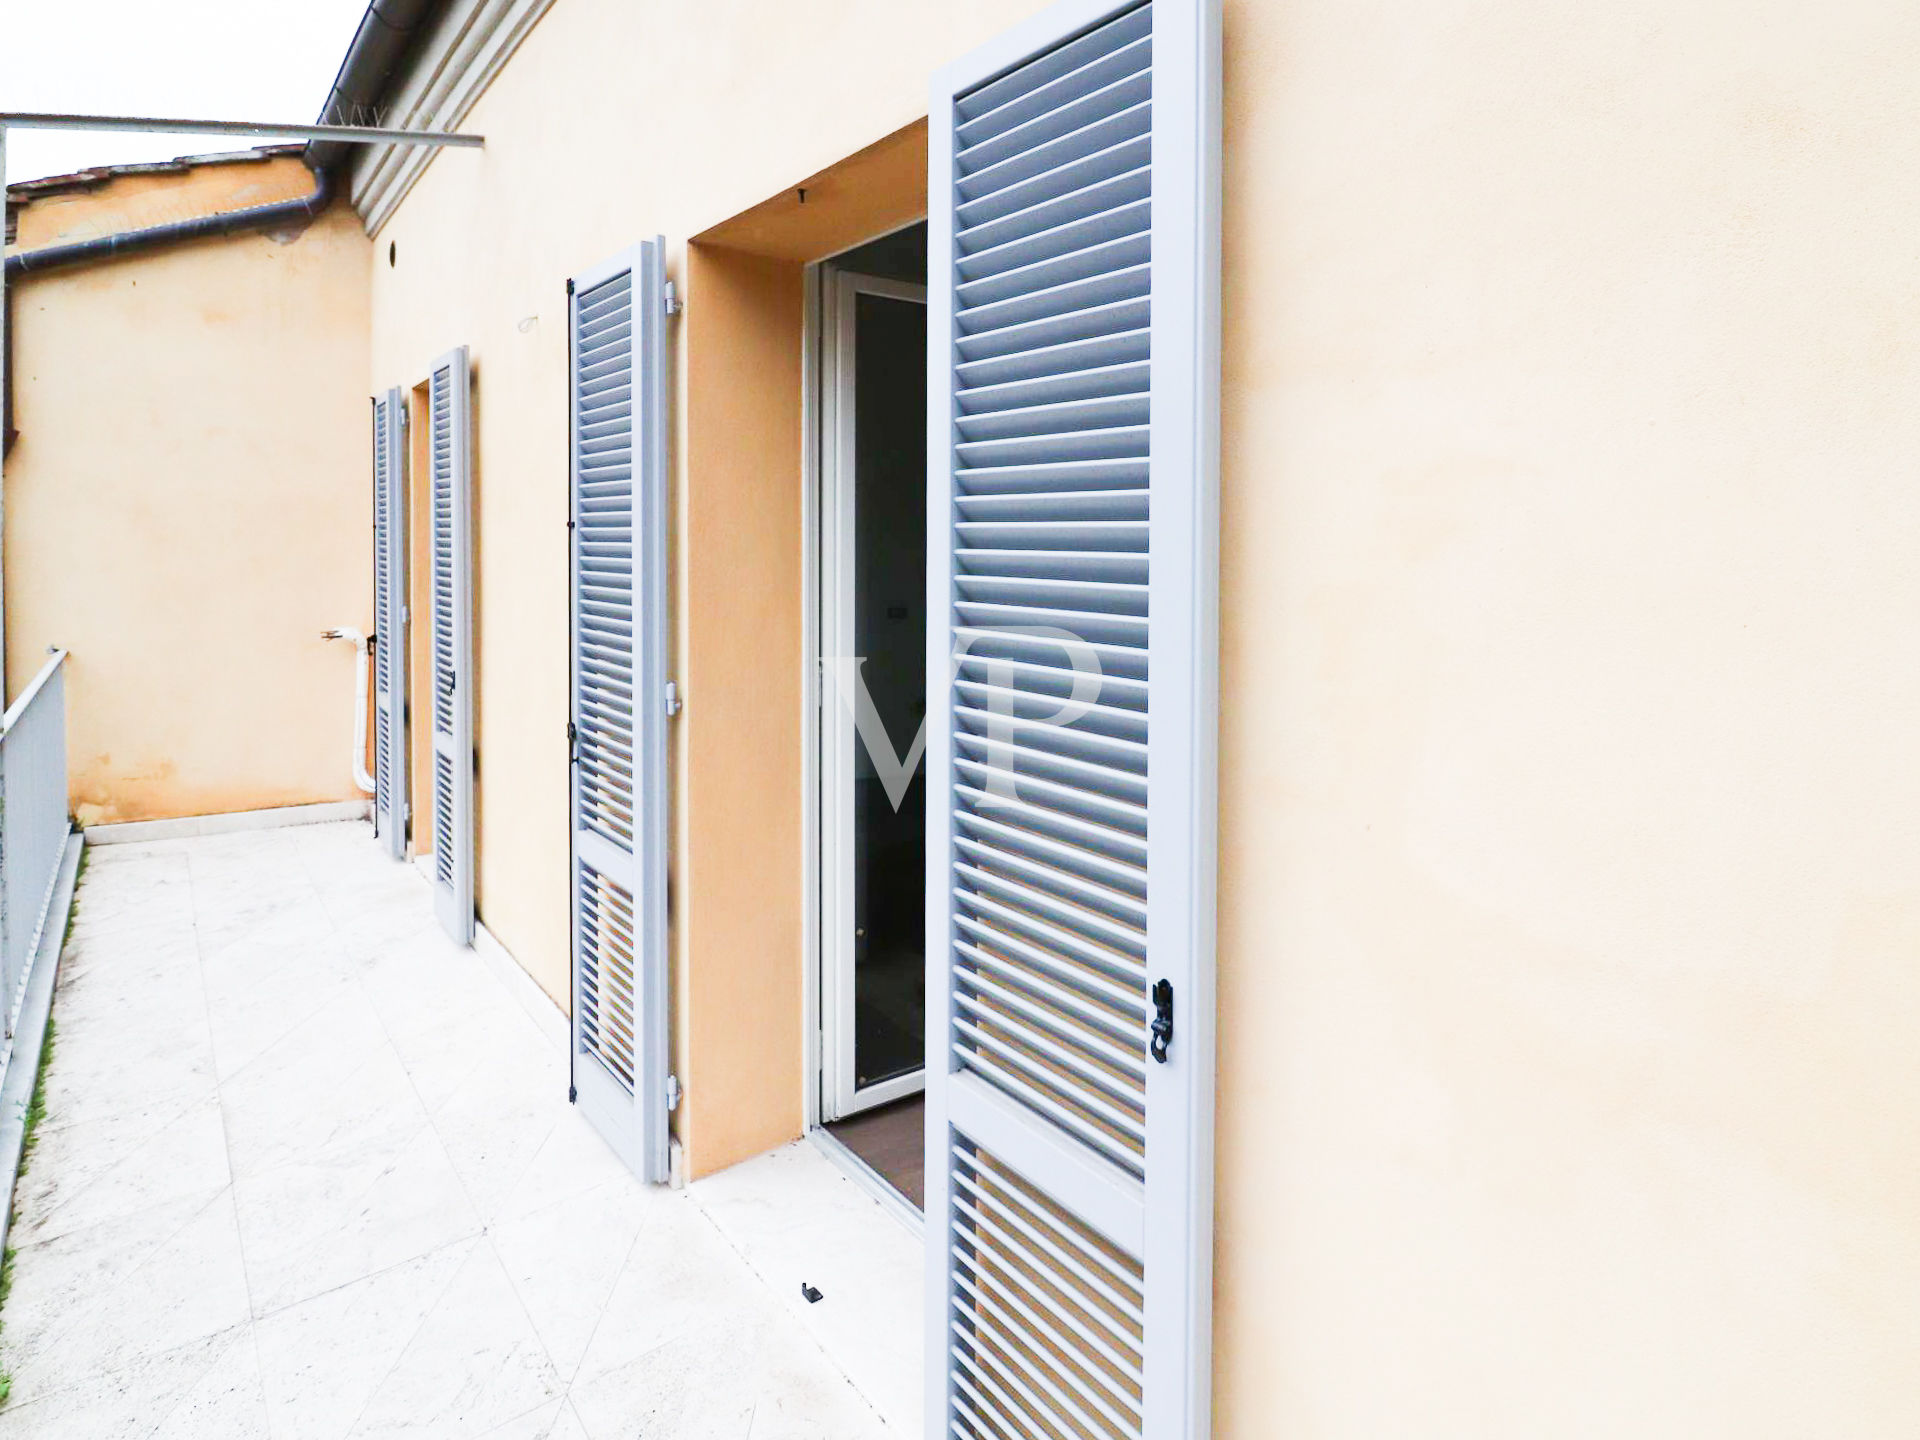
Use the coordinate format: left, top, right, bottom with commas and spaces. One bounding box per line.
1150, 979, 1174, 1064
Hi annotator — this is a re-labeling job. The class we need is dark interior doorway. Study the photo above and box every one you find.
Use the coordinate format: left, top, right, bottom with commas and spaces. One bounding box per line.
851, 282, 927, 1090
822, 223, 929, 1206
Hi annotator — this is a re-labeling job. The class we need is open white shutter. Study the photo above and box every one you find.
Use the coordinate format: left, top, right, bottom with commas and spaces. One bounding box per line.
372, 387, 409, 860
428, 349, 476, 943
568, 241, 673, 1182
926, 1, 1220, 1436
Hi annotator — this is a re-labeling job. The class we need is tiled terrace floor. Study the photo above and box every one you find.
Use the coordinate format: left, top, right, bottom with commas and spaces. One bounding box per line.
0, 821, 909, 1439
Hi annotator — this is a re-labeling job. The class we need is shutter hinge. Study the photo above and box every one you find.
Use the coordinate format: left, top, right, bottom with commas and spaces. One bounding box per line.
664, 681, 682, 717
566, 720, 577, 761
663, 280, 682, 318
665, 1074, 683, 1111
568, 1083, 578, 1103
566, 278, 576, 296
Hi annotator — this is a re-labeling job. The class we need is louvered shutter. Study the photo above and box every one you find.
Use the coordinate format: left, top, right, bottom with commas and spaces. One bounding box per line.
372, 387, 409, 860
428, 348, 476, 944
926, 2, 1220, 1438
568, 241, 672, 1182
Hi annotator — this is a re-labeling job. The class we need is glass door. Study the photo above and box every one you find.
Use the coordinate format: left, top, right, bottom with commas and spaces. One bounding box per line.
821, 265, 929, 1121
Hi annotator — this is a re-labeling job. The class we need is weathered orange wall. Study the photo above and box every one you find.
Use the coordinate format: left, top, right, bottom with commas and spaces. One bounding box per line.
11, 154, 320, 251
5, 155, 373, 824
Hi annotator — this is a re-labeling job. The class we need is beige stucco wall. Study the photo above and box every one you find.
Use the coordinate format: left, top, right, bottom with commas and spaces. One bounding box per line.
367, 0, 1920, 1430
1211, 2, 1920, 1431
5, 156, 374, 823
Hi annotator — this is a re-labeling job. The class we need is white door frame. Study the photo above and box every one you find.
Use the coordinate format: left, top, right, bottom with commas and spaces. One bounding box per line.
819, 265, 930, 1122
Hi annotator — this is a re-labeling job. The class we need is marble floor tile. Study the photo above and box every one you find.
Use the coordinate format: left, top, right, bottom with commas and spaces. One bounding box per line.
0, 822, 909, 1438
2, 1188, 252, 1400
489, 1179, 657, 1381
569, 1304, 888, 1440
487, 1106, 638, 1228
474, 1400, 571, 1440
570, 1196, 773, 1391
254, 1240, 474, 1440
0, 1324, 254, 1440
219, 1023, 429, 1182
428, 1041, 570, 1224
148, 1322, 274, 1440
233, 1116, 483, 1317
345, 1240, 563, 1440
8, 1092, 232, 1247
687, 1142, 922, 1434
37, 980, 220, 1132
0, 1186, 233, 1389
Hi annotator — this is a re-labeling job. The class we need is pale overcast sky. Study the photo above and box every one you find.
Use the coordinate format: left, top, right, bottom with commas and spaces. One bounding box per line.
2, 0, 372, 184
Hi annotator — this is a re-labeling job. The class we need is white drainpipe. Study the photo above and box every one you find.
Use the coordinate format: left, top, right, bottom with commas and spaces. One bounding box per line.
322, 628, 376, 795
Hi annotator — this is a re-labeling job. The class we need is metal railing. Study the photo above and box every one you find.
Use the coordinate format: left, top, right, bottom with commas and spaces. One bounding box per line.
2, 651, 69, 1036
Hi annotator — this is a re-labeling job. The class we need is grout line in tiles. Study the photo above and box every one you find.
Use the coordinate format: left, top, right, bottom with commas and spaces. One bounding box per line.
18, 1093, 226, 1249
184, 840, 263, 1346
331, 1234, 483, 1440
246, 1320, 275, 1440
135, 1321, 254, 1440
539, 1188, 653, 1394
335, 870, 576, 1399
678, 1181, 897, 1436
248, 1229, 477, 1329
239, 1111, 464, 1322
11, 1184, 237, 1398
204, 977, 379, 1097
476, 1231, 569, 1400
475, 1396, 567, 1440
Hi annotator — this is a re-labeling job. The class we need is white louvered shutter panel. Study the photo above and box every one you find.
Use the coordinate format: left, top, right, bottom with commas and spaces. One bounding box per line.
372, 387, 409, 860
568, 240, 672, 1182
926, 2, 1220, 1437
428, 349, 476, 944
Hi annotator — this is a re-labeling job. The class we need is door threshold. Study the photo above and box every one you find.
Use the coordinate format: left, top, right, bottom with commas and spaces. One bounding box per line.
808, 1126, 922, 1237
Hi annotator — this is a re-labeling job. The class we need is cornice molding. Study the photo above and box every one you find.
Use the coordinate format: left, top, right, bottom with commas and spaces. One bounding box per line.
347, 0, 557, 236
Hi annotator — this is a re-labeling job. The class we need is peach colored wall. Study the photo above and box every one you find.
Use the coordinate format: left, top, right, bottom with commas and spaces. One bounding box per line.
675, 245, 806, 1175
365, 0, 1920, 1429
1209, 1, 1920, 1432
5, 158, 373, 824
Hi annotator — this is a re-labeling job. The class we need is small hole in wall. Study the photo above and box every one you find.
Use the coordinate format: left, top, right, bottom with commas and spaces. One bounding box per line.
388, 241, 396, 267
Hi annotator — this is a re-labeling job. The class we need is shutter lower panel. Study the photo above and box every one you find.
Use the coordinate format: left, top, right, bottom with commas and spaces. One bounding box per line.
569, 240, 672, 1183
372, 388, 408, 859
928, 2, 1219, 1437
428, 350, 476, 943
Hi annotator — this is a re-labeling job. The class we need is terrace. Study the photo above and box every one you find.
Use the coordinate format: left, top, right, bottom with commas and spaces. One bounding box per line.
0, 819, 919, 1438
